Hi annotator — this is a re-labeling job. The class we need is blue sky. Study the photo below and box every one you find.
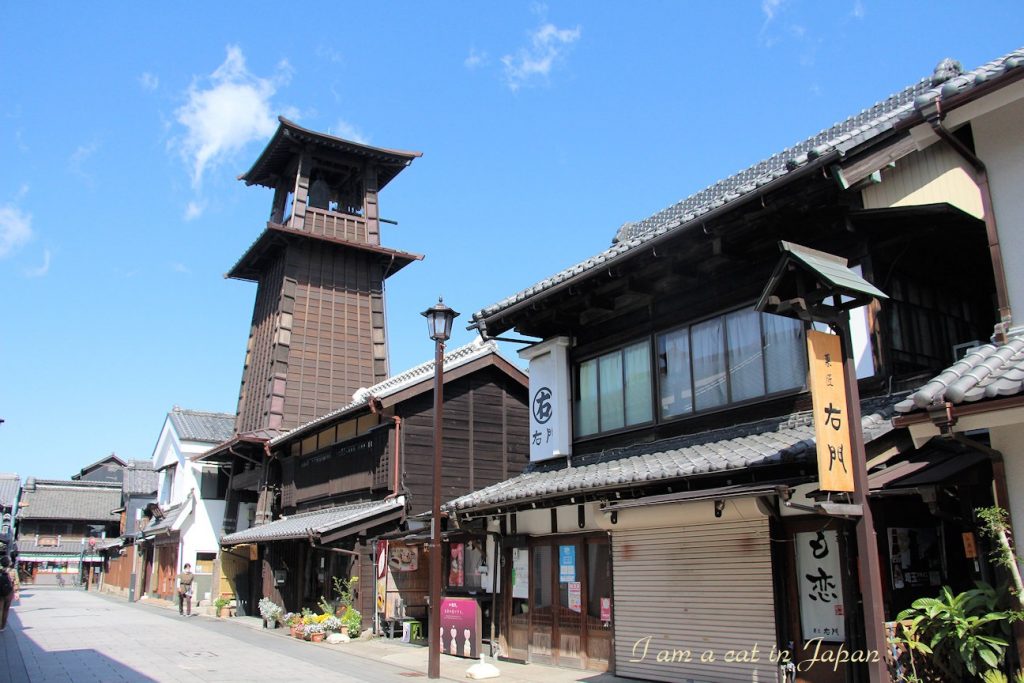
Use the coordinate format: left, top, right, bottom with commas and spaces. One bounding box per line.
2, 2, 1022, 479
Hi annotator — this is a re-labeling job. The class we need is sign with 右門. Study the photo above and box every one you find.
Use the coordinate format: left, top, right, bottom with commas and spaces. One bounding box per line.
519, 337, 572, 462
806, 330, 855, 492
795, 530, 845, 642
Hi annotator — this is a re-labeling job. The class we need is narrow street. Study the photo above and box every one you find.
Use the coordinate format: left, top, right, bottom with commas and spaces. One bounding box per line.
0, 587, 615, 683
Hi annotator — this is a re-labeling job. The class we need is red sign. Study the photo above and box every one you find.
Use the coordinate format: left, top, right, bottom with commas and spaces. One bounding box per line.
440, 597, 482, 659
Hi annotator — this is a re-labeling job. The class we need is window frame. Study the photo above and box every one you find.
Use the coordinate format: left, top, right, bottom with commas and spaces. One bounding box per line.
572, 303, 809, 441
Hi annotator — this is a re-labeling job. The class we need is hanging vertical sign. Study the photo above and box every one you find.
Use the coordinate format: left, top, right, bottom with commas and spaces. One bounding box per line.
795, 530, 846, 642
807, 330, 855, 492
519, 337, 572, 462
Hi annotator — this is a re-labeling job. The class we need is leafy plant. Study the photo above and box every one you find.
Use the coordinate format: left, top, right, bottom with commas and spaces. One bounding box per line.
321, 616, 342, 632
282, 612, 302, 627
214, 597, 231, 610
258, 597, 283, 622
896, 582, 1012, 679
342, 606, 361, 637
302, 622, 326, 637
333, 575, 357, 609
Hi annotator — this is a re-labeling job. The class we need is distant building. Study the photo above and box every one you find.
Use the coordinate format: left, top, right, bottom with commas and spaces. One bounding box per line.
15, 478, 121, 586
136, 407, 234, 605
0, 473, 20, 560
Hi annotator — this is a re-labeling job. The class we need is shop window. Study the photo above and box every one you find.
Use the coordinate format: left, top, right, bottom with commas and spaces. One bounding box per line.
575, 341, 653, 437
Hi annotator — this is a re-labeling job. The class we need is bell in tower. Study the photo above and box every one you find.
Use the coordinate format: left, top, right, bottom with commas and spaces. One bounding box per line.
228, 117, 423, 434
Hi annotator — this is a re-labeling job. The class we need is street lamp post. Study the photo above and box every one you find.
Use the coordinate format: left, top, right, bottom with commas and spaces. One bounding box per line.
422, 298, 458, 680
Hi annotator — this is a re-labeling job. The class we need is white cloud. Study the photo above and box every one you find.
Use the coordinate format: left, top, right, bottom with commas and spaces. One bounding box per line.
316, 45, 344, 64
69, 141, 100, 185
330, 119, 368, 144
184, 200, 204, 221
501, 22, 582, 91
140, 72, 159, 90
762, 0, 784, 21
170, 261, 191, 274
175, 45, 282, 189
465, 48, 488, 69
0, 205, 32, 258
851, 0, 865, 19
25, 249, 51, 277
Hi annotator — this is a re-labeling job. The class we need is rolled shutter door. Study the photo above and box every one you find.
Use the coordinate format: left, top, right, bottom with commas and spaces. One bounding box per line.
612, 518, 779, 682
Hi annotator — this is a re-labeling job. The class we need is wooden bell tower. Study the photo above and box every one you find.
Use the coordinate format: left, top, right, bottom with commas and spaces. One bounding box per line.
229, 117, 422, 433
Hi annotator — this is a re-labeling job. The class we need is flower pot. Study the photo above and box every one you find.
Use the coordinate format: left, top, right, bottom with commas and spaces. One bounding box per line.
218, 607, 230, 618
292, 625, 304, 639
340, 625, 349, 637
311, 632, 325, 643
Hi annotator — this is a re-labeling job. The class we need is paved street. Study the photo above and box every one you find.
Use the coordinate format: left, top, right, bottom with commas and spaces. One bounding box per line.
1, 587, 625, 683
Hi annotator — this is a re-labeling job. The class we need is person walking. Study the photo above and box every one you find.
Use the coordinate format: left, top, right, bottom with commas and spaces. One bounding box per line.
177, 563, 195, 617
1, 556, 20, 632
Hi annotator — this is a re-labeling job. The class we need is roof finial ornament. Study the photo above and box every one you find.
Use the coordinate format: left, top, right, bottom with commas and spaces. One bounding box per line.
931, 58, 963, 85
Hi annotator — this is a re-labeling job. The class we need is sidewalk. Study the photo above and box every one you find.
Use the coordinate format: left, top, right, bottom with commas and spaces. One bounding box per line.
155, 604, 627, 683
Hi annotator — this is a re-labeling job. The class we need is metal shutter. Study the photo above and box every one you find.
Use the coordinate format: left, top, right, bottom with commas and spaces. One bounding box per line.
612, 518, 779, 683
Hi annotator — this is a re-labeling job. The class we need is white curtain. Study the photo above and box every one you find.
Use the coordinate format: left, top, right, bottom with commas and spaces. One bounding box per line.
692, 317, 726, 410
727, 309, 765, 402
575, 359, 599, 436
599, 353, 624, 431
624, 342, 652, 426
763, 313, 806, 393
658, 328, 693, 418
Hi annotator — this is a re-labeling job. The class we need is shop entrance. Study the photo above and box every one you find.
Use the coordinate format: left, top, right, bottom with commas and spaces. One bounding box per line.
503, 535, 610, 671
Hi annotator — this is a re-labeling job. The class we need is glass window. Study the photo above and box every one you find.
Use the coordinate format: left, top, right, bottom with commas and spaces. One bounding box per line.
692, 317, 727, 410
574, 343, 653, 438
598, 353, 624, 431
575, 359, 599, 437
658, 327, 693, 418
727, 309, 766, 402
763, 313, 806, 393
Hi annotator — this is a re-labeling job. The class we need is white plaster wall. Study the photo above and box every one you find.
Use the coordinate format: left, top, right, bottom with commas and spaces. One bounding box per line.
973, 95, 1024, 330
990, 422, 1024, 541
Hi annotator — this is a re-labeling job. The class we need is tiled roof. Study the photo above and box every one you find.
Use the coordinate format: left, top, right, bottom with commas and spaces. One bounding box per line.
471, 47, 1024, 329
122, 463, 159, 495
15, 539, 109, 558
141, 495, 194, 537
271, 336, 510, 446
895, 335, 1024, 413
0, 474, 19, 508
17, 481, 121, 521
168, 407, 236, 444
221, 499, 404, 545
446, 399, 896, 513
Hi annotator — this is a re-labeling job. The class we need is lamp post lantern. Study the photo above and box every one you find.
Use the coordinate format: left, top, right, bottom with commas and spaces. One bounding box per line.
422, 298, 458, 680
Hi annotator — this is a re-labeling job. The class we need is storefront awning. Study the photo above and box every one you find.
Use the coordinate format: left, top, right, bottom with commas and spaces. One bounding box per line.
869, 449, 989, 491
19, 554, 101, 563
139, 493, 194, 540
221, 498, 405, 546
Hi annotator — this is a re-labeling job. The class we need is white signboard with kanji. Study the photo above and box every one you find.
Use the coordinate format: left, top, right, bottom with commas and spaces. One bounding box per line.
795, 530, 845, 642
519, 337, 572, 462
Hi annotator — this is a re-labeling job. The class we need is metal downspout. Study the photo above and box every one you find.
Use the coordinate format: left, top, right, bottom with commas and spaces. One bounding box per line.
926, 102, 1012, 341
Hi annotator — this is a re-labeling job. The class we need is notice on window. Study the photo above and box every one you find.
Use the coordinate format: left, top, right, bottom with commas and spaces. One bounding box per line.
559, 545, 576, 583
795, 530, 845, 642
600, 597, 611, 622
512, 548, 529, 599
567, 581, 582, 613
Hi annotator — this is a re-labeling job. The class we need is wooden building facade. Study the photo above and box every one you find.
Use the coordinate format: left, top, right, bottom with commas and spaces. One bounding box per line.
446, 54, 1010, 681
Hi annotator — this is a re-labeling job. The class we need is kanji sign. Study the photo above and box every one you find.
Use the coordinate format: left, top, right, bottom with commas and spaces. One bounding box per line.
807, 330, 855, 492
795, 530, 846, 642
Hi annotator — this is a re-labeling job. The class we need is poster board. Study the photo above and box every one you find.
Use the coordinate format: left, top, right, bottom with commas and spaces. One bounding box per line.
795, 530, 845, 642
440, 597, 482, 659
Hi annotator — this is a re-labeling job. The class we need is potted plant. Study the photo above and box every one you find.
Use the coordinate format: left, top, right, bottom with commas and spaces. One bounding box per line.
285, 613, 304, 639
214, 597, 231, 618
341, 606, 362, 639
303, 622, 326, 643
258, 597, 283, 628
322, 615, 342, 633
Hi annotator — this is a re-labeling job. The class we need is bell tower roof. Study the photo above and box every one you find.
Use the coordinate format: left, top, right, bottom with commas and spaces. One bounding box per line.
239, 116, 422, 190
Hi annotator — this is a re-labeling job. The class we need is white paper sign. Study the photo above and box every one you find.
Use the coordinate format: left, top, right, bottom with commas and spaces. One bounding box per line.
795, 530, 845, 642
512, 548, 529, 599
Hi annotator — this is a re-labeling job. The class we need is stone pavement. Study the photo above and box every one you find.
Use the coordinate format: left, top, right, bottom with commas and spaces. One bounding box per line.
2, 586, 630, 682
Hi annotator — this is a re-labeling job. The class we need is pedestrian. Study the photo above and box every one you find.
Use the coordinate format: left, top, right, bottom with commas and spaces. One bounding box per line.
177, 563, 195, 617
1, 556, 19, 632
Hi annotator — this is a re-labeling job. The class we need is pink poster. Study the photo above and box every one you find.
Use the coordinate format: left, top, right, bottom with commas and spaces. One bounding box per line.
600, 597, 611, 622
448, 543, 464, 587
440, 597, 481, 659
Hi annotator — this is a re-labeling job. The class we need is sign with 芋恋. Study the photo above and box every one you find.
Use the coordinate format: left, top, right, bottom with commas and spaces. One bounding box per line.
795, 530, 845, 642
807, 330, 855, 492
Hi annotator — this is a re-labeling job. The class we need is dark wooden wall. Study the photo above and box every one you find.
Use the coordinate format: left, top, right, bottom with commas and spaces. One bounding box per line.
399, 367, 529, 517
